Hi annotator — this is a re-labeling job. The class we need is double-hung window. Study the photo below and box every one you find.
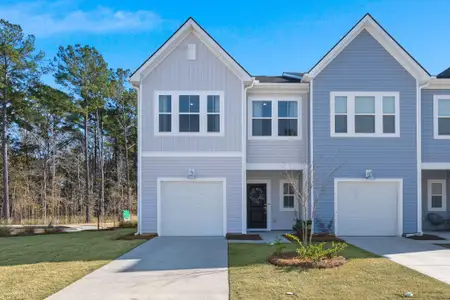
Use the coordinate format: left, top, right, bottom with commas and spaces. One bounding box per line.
433, 95, 450, 139
330, 92, 399, 137
155, 91, 224, 135
280, 180, 297, 211
158, 95, 172, 132
249, 97, 302, 139
179, 95, 200, 132
427, 179, 446, 212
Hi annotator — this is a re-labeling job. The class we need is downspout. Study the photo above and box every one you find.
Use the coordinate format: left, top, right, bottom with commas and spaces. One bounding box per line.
241, 79, 255, 234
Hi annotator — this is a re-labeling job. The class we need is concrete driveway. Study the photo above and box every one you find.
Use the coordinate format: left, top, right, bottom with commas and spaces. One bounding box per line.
345, 237, 450, 284
47, 237, 228, 300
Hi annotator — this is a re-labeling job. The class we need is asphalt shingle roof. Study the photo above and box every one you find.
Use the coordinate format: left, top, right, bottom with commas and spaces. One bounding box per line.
437, 67, 450, 78
254, 76, 300, 83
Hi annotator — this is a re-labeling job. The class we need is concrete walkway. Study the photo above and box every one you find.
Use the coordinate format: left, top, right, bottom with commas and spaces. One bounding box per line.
345, 237, 450, 284
47, 237, 228, 300
228, 231, 290, 244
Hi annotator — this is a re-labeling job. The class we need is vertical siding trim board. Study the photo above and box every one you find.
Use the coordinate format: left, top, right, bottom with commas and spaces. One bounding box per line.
242, 81, 255, 234
137, 83, 143, 235
417, 81, 426, 233
334, 178, 404, 236
246, 179, 272, 231
309, 79, 314, 233
156, 177, 227, 236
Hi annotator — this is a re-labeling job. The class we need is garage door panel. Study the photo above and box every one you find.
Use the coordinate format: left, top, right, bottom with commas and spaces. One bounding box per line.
160, 181, 224, 236
337, 181, 400, 236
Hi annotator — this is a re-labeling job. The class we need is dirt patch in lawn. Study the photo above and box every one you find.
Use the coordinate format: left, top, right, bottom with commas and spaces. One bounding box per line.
116, 233, 158, 240
226, 233, 262, 240
268, 252, 346, 269
407, 234, 446, 240
283, 233, 344, 243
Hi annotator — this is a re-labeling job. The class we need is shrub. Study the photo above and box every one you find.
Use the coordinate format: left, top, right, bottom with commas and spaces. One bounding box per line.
119, 220, 137, 228
269, 238, 286, 256
292, 219, 312, 234
285, 233, 347, 262
23, 226, 35, 235
0, 226, 12, 237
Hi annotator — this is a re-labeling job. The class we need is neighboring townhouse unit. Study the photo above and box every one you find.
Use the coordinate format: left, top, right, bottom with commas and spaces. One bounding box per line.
129, 13, 450, 237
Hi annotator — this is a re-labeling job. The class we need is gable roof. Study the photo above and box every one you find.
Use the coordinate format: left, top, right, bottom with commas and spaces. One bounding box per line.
303, 13, 430, 83
437, 67, 450, 79
129, 17, 252, 84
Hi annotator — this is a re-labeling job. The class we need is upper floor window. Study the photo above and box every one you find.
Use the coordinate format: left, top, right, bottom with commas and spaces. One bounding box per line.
330, 92, 400, 137
427, 179, 446, 212
249, 96, 302, 139
433, 95, 450, 139
155, 91, 224, 136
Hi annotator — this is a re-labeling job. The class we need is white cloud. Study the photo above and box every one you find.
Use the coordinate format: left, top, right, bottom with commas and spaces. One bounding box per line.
0, 0, 166, 37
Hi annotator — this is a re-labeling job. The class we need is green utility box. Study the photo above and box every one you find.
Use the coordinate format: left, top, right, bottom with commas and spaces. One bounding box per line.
120, 210, 131, 223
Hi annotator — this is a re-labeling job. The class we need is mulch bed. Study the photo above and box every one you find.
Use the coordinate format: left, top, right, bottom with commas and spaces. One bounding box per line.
116, 232, 158, 240
407, 234, 446, 240
268, 252, 346, 269
283, 233, 345, 243
226, 233, 262, 240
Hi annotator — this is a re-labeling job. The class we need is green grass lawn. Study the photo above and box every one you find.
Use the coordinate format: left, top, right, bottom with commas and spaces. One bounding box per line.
229, 243, 450, 300
0, 228, 145, 300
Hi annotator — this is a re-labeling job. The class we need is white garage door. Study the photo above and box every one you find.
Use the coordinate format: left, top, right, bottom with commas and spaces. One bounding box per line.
336, 180, 400, 236
159, 180, 224, 236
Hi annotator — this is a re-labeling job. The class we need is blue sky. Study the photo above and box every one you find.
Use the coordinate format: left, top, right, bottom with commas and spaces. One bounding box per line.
1, 0, 450, 83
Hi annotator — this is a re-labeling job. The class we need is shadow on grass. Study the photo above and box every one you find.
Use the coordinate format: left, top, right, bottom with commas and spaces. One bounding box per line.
0, 228, 144, 267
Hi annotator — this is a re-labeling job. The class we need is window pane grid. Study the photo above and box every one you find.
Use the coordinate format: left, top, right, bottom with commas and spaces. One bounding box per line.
332, 93, 398, 136
282, 183, 295, 209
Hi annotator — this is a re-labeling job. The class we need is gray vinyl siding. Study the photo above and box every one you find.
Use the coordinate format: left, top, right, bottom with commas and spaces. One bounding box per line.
313, 29, 418, 234
421, 89, 450, 162
422, 170, 450, 230
141, 157, 243, 233
141, 33, 243, 152
247, 95, 309, 164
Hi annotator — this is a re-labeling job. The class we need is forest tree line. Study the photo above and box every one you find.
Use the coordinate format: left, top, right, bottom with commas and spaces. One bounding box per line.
0, 19, 137, 224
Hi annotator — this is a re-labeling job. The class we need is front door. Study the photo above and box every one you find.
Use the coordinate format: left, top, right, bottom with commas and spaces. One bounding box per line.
247, 183, 267, 229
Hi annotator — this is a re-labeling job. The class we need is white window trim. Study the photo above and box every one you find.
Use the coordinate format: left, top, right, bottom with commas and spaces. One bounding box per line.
433, 95, 450, 139
279, 180, 298, 212
427, 179, 447, 212
330, 91, 400, 137
248, 95, 302, 140
154, 91, 224, 136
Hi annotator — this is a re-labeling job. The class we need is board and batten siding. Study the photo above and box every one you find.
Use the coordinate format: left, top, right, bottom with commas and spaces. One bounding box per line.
141, 157, 243, 233
141, 33, 243, 152
246, 94, 309, 164
421, 170, 450, 231
421, 89, 450, 162
313, 29, 418, 234
247, 170, 302, 230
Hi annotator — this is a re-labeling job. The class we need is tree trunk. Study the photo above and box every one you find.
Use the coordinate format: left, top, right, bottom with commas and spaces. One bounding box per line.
84, 113, 90, 223
42, 158, 47, 222
1, 99, 9, 220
